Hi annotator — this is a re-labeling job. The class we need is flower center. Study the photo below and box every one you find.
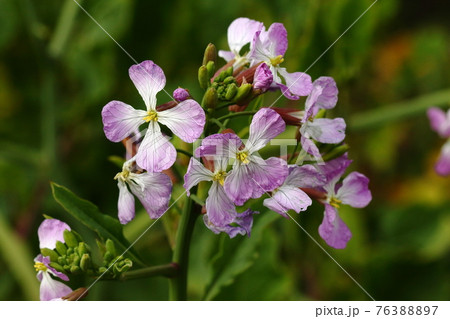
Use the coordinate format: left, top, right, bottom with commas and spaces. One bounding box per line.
328, 197, 342, 208
212, 171, 227, 186
270, 55, 284, 67
34, 261, 47, 272
114, 169, 130, 182
143, 110, 158, 122
236, 151, 250, 164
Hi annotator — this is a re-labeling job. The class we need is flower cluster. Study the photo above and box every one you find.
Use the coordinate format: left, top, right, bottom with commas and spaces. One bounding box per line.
427, 107, 450, 176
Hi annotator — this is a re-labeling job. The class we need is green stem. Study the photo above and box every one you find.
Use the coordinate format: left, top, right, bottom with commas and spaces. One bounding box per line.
216, 110, 258, 122
348, 89, 450, 131
176, 148, 193, 158
210, 118, 227, 131
168, 191, 200, 300
120, 263, 178, 281
288, 141, 301, 164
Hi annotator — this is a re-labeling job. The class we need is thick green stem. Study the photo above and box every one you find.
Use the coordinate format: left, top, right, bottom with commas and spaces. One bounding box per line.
168, 192, 200, 300
216, 110, 258, 122
120, 263, 178, 281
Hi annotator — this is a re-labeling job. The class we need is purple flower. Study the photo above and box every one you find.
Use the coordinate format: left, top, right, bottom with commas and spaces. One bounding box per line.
248, 23, 312, 100
317, 155, 372, 249
115, 158, 172, 224
300, 77, 345, 158
427, 107, 450, 176
203, 209, 259, 238
253, 63, 273, 92
102, 60, 205, 172
263, 165, 325, 217
38, 219, 71, 250
197, 108, 288, 205
218, 17, 264, 68
173, 88, 190, 102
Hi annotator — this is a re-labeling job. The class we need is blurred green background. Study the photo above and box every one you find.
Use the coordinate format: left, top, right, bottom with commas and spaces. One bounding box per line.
1, 0, 449, 301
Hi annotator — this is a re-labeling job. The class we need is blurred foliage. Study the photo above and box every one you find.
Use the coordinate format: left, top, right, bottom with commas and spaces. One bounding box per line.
0, 0, 449, 300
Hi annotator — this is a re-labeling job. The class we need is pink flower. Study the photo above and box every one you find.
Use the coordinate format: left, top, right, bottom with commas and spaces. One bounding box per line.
427, 107, 450, 176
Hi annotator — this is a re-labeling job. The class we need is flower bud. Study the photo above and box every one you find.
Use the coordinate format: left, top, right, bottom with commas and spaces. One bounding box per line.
202, 43, 217, 66
78, 242, 89, 256
70, 265, 80, 274
105, 239, 116, 256
233, 83, 252, 105
55, 240, 67, 256
198, 65, 209, 89
225, 83, 238, 100
80, 253, 91, 272
173, 88, 190, 102
202, 87, 218, 109
41, 248, 59, 262
206, 61, 215, 79
63, 230, 78, 248
253, 63, 273, 93
49, 262, 65, 273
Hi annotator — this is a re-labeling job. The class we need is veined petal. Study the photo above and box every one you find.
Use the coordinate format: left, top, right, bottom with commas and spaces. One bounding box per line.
227, 18, 264, 55
117, 180, 135, 224
234, 209, 259, 237
224, 163, 254, 206
135, 122, 177, 172
38, 219, 71, 250
318, 204, 352, 249
277, 68, 313, 99
267, 23, 288, 56
40, 272, 72, 301
205, 182, 236, 227
218, 50, 237, 62
195, 133, 242, 160
247, 108, 286, 153
435, 140, 450, 176
158, 99, 205, 143
248, 31, 271, 64
305, 118, 346, 144
427, 107, 450, 138
336, 172, 372, 208
285, 164, 326, 188
129, 60, 166, 111
318, 153, 352, 184
305, 77, 339, 118
203, 215, 245, 238
248, 156, 288, 198
128, 172, 172, 219
102, 101, 146, 142
264, 185, 312, 217
184, 158, 214, 196
300, 135, 321, 158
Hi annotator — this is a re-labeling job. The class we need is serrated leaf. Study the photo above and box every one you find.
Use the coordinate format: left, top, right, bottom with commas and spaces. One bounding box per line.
202, 212, 279, 300
51, 182, 145, 266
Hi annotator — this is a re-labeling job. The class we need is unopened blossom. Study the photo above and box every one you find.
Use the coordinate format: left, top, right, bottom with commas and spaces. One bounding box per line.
115, 157, 172, 224
264, 165, 325, 217
218, 17, 264, 69
35, 219, 72, 301
253, 63, 273, 92
317, 154, 372, 249
197, 108, 288, 206
300, 77, 346, 158
427, 107, 450, 176
248, 22, 312, 100
102, 60, 205, 172
203, 209, 258, 238
173, 88, 190, 102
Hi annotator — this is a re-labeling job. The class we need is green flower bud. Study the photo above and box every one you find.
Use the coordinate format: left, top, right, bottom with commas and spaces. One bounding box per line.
70, 265, 80, 274
58, 256, 67, 266
114, 258, 133, 275
78, 242, 89, 256
223, 76, 235, 85
98, 266, 107, 274
206, 61, 215, 79
225, 83, 238, 100
49, 262, 65, 273
202, 87, 218, 109
55, 241, 67, 256
80, 253, 91, 272
105, 239, 116, 256
202, 43, 217, 66
72, 255, 80, 267
63, 230, 78, 248
233, 83, 252, 104
225, 66, 233, 77
103, 251, 114, 265
41, 248, 59, 263
198, 65, 209, 89
66, 247, 74, 255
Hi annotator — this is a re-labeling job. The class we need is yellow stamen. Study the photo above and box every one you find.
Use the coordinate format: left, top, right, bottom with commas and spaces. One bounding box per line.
213, 171, 227, 186
236, 151, 250, 164
143, 110, 158, 122
329, 197, 342, 209
34, 262, 47, 272
270, 55, 284, 67
114, 169, 130, 182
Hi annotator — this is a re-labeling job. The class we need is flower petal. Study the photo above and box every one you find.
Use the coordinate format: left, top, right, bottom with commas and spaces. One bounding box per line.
203, 215, 245, 238
285, 164, 326, 188
235, 209, 259, 237
224, 163, 254, 206
117, 180, 135, 224
158, 99, 205, 143
184, 158, 214, 196
195, 133, 242, 159
247, 108, 286, 153
318, 204, 352, 249
135, 122, 177, 172
267, 23, 288, 56
318, 153, 352, 184
435, 140, 450, 176
128, 172, 172, 219
205, 182, 236, 227
304, 118, 346, 144
277, 68, 313, 99
218, 50, 236, 62
248, 31, 271, 64
40, 272, 72, 301
102, 101, 146, 142
264, 185, 312, 217
129, 60, 166, 111
253, 63, 273, 92
38, 219, 71, 250
305, 77, 339, 118
227, 18, 264, 54
336, 171, 372, 208
300, 135, 321, 158
427, 107, 450, 138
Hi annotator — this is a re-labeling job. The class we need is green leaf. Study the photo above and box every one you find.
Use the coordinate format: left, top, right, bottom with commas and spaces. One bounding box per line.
202, 212, 279, 300
50, 182, 145, 266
